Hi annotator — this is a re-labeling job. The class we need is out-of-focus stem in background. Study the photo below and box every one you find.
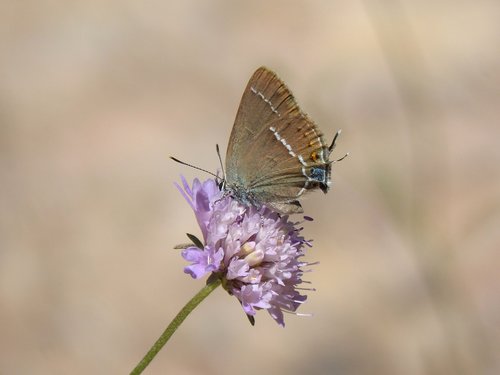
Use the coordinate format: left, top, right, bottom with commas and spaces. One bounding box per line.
362, 1, 495, 373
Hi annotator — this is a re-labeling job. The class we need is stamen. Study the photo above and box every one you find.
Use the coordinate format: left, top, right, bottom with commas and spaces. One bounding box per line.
295, 312, 314, 317
295, 287, 317, 291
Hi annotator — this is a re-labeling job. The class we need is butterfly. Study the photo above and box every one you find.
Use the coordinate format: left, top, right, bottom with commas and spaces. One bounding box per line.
172, 67, 345, 214
223, 67, 344, 214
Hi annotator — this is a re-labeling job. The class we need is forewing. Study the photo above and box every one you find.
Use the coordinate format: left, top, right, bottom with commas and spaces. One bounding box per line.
225, 67, 301, 184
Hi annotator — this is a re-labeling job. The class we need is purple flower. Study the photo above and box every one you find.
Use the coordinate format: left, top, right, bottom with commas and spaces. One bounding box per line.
175, 176, 313, 326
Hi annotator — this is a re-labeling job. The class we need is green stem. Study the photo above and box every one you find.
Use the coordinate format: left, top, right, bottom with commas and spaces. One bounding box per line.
130, 278, 222, 375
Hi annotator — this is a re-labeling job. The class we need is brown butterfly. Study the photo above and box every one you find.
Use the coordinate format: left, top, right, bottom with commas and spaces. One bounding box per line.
224, 67, 345, 214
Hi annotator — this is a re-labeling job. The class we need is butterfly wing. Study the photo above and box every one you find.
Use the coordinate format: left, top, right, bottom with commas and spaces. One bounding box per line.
226, 67, 332, 214
226, 67, 299, 181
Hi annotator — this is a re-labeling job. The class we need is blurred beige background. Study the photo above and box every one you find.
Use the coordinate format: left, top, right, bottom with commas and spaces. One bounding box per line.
1, 1, 499, 374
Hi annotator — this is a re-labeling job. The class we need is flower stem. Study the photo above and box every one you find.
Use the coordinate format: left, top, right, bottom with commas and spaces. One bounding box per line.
130, 278, 222, 375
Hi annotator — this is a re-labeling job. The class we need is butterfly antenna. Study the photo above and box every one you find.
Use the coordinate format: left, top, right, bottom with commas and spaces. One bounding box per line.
215, 144, 226, 180
170, 156, 219, 179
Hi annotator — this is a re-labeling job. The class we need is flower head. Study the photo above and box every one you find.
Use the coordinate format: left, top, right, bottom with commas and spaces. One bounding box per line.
175, 176, 313, 326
